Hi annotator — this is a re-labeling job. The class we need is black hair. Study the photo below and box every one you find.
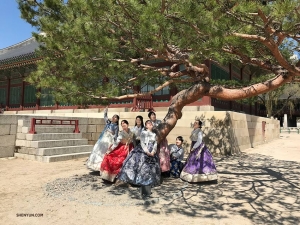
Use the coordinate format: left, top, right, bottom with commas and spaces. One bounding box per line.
121, 119, 129, 125
135, 115, 144, 128
196, 119, 202, 128
148, 111, 156, 119
176, 136, 184, 143
144, 120, 152, 130
113, 114, 120, 125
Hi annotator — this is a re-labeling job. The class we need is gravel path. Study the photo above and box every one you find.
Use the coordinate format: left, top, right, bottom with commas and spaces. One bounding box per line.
0, 133, 299, 225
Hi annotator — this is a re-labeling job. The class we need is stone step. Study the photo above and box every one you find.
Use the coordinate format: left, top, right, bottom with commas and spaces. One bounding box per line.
37, 145, 93, 156
19, 126, 76, 134
35, 126, 75, 133
17, 145, 93, 156
15, 152, 90, 163
30, 139, 88, 148
25, 133, 82, 141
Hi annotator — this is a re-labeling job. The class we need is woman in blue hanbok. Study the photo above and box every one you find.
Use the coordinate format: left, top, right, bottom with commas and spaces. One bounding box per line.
118, 120, 161, 186
131, 115, 144, 147
86, 106, 119, 171
169, 136, 184, 178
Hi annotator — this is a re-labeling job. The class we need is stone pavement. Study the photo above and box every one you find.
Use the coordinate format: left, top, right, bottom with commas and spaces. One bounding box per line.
0, 133, 299, 225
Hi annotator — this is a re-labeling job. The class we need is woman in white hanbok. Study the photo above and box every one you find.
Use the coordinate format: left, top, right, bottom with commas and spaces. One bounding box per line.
86, 106, 119, 171
131, 115, 144, 147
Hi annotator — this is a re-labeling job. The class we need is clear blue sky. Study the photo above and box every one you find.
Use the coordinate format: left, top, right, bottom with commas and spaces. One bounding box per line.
0, 0, 36, 49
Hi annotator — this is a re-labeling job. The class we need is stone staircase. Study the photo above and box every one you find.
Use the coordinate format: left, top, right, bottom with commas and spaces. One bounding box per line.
14, 119, 93, 162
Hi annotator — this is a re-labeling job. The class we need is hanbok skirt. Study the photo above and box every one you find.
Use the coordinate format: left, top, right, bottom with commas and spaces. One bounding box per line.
180, 141, 218, 182
170, 159, 183, 178
118, 144, 161, 186
86, 131, 114, 171
100, 143, 134, 182
158, 138, 170, 172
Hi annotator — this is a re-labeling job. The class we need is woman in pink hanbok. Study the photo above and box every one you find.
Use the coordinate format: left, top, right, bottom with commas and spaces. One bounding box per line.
148, 111, 170, 176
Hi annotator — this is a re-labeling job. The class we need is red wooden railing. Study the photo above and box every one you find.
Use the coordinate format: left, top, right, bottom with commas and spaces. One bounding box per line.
28, 118, 80, 134
132, 94, 155, 112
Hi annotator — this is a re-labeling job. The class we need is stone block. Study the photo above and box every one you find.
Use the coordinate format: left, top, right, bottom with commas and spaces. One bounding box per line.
82, 133, 92, 140
15, 139, 27, 147
87, 125, 97, 133
88, 118, 104, 125
199, 105, 214, 111
0, 125, 10, 135
52, 109, 74, 113
88, 140, 96, 145
86, 113, 103, 118
17, 110, 34, 114
33, 110, 52, 114
96, 125, 105, 132
230, 112, 247, 121
0, 115, 17, 125
0, 135, 16, 146
78, 125, 88, 133
182, 106, 199, 111
21, 127, 30, 134
0, 146, 15, 158
3, 111, 17, 115
74, 108, 99, 113
17, 126, 22, 133
91, 132, 101, 141
16, 133, 26, 140
10, 125, 17, 135
232, 121, 246, 129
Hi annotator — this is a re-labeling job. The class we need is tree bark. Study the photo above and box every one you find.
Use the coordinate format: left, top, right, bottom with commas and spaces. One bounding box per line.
155, 74, 293, 143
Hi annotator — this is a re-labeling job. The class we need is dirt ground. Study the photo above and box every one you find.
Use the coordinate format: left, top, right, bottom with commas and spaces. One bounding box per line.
0, 133, 299, 225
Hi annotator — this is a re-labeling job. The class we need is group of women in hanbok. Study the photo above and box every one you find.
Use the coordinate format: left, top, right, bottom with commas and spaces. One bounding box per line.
86, 108, 218, 195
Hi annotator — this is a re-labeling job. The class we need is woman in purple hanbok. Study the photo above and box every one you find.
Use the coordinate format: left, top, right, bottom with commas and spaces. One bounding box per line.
180, 120, 218, 182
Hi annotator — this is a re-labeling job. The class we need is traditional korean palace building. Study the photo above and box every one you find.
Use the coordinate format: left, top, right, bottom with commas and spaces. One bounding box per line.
0, 37, 270, 117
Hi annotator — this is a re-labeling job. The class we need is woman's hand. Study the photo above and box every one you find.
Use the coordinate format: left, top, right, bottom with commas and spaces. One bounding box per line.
147, 151, 155, 157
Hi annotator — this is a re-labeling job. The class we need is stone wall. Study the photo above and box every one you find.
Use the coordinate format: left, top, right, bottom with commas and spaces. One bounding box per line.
0, 110, 280, 158
109, 110, 280, 156
0, 115, 17, 157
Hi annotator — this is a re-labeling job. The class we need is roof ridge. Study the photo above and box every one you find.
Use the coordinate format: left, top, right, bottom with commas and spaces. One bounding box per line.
0, 37, 36, 53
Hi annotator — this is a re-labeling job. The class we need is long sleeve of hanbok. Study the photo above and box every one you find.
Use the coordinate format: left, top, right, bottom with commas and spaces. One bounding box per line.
113, 126, 119, 142
152, 140, 157, 154
104, 108, 109, 123
192, 131, 203, 149
170, 145, 184, 160
110, 132, 123, 150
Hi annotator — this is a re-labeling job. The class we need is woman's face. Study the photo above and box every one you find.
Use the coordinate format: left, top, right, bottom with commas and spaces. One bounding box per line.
112, 115, 119, 123
175, 138, 182, 146
136, 117, 142, 126
145, 121, 153, 131
150, 113, 156, 121
193, 121, 200, 129
121, 121, 128, 130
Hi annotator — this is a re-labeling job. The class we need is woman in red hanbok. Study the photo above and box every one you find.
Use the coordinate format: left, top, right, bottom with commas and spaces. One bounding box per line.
100, 120, 134, 182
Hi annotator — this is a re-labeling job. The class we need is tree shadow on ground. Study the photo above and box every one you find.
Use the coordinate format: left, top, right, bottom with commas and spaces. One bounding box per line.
44, 154, 300, 224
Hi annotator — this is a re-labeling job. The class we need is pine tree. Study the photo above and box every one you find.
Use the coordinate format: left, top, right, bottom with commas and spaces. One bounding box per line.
18, 0, 300, 141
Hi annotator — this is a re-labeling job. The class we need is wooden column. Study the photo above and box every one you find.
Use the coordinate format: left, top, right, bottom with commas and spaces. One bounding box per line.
20, 80, 25, 110
5, 78, 10, 110
36, 88, 41, 110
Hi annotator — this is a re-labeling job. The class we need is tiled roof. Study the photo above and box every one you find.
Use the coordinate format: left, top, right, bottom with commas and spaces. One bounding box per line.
0, 37, 40, 66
